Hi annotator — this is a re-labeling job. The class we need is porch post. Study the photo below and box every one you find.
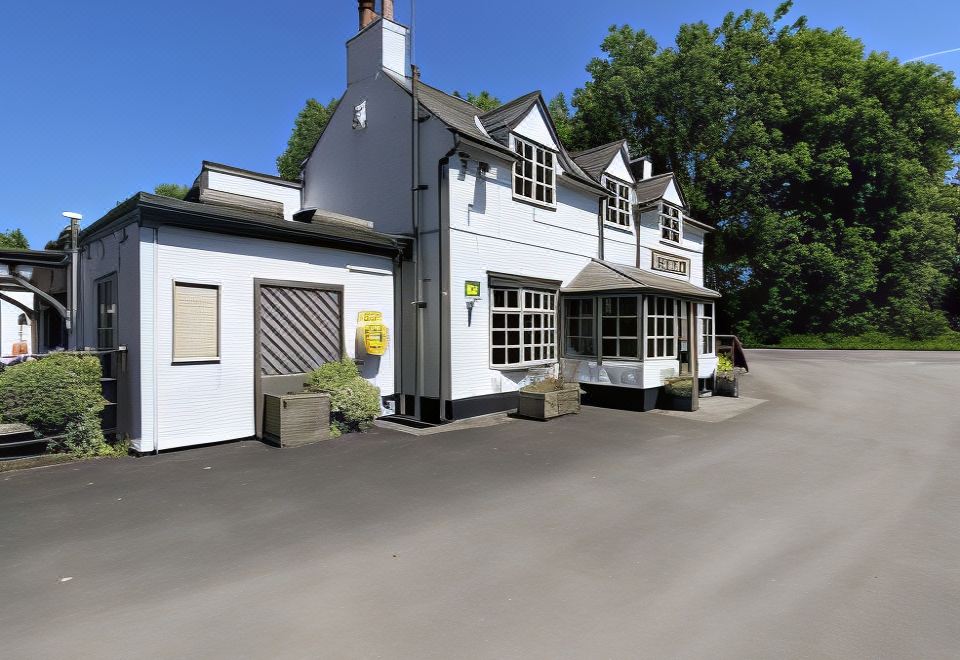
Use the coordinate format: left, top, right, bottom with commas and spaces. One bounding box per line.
687, 300, 699, 411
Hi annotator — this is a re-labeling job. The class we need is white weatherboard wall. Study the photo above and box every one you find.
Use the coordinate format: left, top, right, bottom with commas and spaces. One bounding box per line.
446, 152, 600, 400
0, 292, 33, 356
139, 226, 395, 451
637, 209, 706, 287
205, 170, 302, 220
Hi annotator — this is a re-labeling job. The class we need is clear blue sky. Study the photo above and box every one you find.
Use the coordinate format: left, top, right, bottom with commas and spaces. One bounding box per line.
2, 0, 958, 248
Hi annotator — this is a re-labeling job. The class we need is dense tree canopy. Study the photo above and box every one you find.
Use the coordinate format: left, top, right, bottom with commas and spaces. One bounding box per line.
0, 229, 29, 249
453, 90, 502, 112
153, 183, 189, 200
277, 98, 339, 181
566, 1, 960, 341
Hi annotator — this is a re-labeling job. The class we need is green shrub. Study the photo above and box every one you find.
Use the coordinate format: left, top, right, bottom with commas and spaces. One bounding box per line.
0, 354, 108, 456
716, 354, 734, 373
306, 358, 381, 436
664, 377, 694, 398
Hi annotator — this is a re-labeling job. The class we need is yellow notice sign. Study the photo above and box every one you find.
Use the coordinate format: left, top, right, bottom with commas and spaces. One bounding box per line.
357, 311, 388, 356
465, 281, 481, 298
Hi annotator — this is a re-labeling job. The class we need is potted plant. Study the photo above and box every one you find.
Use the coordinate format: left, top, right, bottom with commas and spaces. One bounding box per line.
663, 376, 696, 411
517, 377, 581, 420
714, 354, 740, 398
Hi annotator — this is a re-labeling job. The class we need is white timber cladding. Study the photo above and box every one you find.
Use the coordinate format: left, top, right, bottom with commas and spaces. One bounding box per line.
606, 149, 634, 183
513, 104, 560, 151
141, 226, 395, 451
637, 209, 706, 287
205, 170, 301, 220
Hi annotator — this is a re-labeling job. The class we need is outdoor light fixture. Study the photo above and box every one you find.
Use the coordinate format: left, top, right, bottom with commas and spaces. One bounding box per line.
62, 211, 83, 221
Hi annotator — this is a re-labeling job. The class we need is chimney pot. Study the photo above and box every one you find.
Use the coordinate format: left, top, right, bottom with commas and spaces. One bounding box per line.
358, 0, 376, 30
382, 0, 394, 20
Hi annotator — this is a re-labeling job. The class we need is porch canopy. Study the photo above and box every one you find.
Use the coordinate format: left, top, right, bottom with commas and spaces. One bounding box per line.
562, 259, 720, 301
0, 249, 72, 352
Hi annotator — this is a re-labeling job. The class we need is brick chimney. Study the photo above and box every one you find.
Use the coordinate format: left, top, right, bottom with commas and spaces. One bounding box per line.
382, 0, 395, 21
359, 0, 376, 30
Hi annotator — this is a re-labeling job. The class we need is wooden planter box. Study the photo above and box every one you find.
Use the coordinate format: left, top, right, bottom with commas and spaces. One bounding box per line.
263, 392, 331, 447
517, 386, 582, 420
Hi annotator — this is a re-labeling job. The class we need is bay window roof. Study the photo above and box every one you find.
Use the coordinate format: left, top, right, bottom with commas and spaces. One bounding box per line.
563, 259, 721, 301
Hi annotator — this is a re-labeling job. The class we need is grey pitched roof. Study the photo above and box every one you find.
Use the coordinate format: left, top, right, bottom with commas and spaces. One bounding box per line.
634, 172, 677, 205
563, 259, 720, 300
80, 193, 400, 255
384, 73, 604, 194
571, 140, 627, 182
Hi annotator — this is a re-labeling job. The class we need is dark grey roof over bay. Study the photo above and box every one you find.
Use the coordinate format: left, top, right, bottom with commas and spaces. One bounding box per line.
634, 172, 677, 205
563, 259, 721, 300
571, 140, 627, 181
80, 193, 400, 256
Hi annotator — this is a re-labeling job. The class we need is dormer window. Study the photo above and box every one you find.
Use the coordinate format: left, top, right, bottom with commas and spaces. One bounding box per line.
659, 203, 682, 243
604, 177, 631, 226
513, 136, 555, 207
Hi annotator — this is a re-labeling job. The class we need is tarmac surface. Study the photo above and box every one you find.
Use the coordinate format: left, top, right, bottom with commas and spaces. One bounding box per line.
2, 350, 959, 659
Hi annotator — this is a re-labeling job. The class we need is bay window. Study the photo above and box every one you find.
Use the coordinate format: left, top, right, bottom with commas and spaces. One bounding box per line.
601, 296, 639, 359
491, 287, 556, 368
513, 136, 555, 206
563, 298, 595, 357
700, 303, 715, 355
645, 296, 678, 358
604, 177, 631, 226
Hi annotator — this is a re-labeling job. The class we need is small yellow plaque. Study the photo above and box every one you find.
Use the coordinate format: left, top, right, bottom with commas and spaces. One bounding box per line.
465, 281, 481, 298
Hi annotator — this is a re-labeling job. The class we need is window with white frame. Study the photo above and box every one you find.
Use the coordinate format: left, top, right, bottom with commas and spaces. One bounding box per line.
700, 303, 715, 355
563, 298, 595, 357
659, 203, 682, 243
604, 177, 631, 226
491, 287, 556, 368
173, 282, 220, 362
645, 296, 678, 358
601, 296, 639, 359
513, 136, 555, 206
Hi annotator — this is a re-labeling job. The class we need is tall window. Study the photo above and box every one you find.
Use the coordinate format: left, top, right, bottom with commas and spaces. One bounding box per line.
96, 275, 117, 349
491, 287, 556, 368
659, 203, 682, 243
513, 136, 555, 206
700, 303, 715, 355
645, 296, 677, 358
563, 298, 595, 357
173, 282, 220, 362
601, 296, 639, 359
604, 177, 631, 226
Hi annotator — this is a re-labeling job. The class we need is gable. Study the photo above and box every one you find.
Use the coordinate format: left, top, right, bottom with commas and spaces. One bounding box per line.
663, 179, 684, 208
605, 148, 634, 184
512, 104, 559, 151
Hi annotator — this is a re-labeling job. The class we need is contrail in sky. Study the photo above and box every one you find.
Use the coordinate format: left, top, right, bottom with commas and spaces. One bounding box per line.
904, 47, 960, 62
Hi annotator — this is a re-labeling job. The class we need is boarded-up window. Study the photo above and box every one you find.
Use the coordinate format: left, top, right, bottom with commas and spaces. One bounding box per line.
173, 282, 219, 362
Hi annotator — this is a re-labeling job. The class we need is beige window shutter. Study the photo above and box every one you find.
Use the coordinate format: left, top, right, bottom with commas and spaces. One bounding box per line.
174, 283, 219, 360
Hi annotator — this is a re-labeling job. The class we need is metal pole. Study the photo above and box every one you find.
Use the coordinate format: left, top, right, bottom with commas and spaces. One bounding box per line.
68, 218, 79, 348
687, 300, 699, 411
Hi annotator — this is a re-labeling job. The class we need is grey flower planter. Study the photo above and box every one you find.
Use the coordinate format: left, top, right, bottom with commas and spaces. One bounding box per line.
517, 386, 582, 420
715, 372, 740, 398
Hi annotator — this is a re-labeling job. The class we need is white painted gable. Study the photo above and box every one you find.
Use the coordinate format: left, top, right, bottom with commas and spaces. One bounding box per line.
663, 178, 684, 208
605, 148, 634, 183
513, 104, 558, 150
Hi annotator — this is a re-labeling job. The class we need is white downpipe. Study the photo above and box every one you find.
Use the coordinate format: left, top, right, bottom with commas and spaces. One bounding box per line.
152, 228, 160, 454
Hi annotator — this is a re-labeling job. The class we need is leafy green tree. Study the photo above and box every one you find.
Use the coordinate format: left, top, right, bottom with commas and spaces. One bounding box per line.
153, 183, 190, 200
0, 229, 29, 249
570, 1, 960, 340
547, 92, 575, 148
453, 90, 502, 112
277, 98, 340, 181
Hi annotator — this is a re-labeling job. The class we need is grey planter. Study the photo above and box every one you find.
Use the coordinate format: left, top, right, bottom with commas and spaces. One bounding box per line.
666, 395, 696, 412
715, 372, 740, 397
263, 392, 331, 447
517, 386, 582, 420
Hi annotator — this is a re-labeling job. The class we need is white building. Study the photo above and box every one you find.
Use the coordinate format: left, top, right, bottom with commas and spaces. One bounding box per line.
76, 163, 401, 452
300, 3, 720, 420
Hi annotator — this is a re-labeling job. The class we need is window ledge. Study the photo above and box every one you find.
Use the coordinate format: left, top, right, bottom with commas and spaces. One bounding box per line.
490, 360, 557, 372
172, 358, 221, 365
603, 222, 634, 235
512, 195, 557, 212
